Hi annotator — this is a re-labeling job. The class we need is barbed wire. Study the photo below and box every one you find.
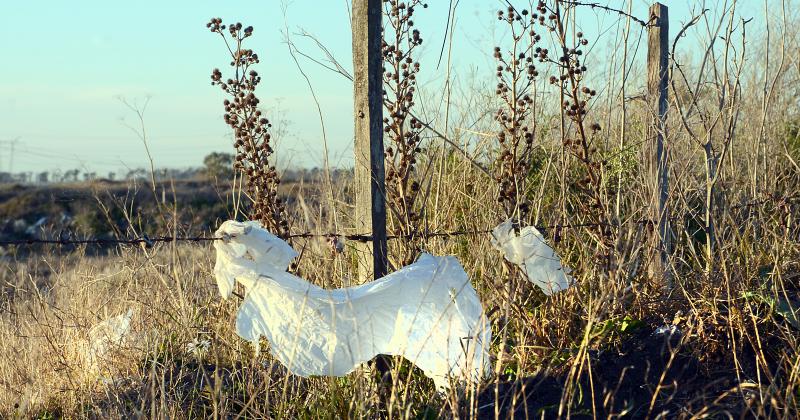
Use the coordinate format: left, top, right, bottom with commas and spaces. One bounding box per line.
500, 1, 651, 28
560, 1, 652, 27
0, 193, 795, 247
0, 218, 710, 247
0, 235, 220, 247
0, 221, 639, 247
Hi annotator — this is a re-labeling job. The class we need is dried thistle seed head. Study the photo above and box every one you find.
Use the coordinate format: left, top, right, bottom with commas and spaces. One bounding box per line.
207, 19, 288, 236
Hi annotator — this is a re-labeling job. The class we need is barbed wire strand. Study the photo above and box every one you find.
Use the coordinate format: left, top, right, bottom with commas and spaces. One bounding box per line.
0, 221, 643, 247
0, 193, 795, 247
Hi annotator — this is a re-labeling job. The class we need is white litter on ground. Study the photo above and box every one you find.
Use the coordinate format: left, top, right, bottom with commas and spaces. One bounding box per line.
491, 219, 574, 295
214, 220, 491, 389
186, 337, 212, 359
654, 325, 680, 336
85, 309, 133, 377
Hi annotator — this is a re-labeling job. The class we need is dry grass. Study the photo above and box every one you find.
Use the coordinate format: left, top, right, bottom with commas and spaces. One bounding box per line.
1, 143, 798, 417
2, 1, 800, 418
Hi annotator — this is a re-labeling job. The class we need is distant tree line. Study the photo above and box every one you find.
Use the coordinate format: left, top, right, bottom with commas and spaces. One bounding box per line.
0, 152, 353, 185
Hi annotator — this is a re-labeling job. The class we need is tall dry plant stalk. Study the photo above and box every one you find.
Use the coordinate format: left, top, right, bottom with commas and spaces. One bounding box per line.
382, 0, 427, 264
545, 2, 608, 230
207, 18, 289, 238
491, 5, 544, 224
670, 2, 747, 274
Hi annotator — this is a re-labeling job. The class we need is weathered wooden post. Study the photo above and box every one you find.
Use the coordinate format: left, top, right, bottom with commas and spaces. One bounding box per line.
352, 0, 388, 280
647, 3, 671, 288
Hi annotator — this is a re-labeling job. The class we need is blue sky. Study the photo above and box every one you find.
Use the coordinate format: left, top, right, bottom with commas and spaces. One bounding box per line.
0, 1, 739, 175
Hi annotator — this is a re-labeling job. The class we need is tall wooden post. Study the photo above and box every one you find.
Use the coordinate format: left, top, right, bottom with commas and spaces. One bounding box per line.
648, 3, 671, 288
352, 0, 388, 280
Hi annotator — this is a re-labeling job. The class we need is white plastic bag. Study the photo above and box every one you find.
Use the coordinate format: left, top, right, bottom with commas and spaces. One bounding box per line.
84, 309, 133, 377
214, 221, 491, 389
214, 221, 298, 299
491, 219, 574, 295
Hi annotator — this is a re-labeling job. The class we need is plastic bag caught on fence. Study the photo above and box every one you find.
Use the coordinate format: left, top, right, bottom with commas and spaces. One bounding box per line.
214, 221, 492, 389
491, 219, 574, 295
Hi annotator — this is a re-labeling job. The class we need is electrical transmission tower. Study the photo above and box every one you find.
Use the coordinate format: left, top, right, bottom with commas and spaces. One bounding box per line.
0, 137, 21, 173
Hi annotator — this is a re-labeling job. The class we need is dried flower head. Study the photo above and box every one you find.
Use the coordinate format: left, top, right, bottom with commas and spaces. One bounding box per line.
382, 0, 427, 264
491, 6, 547, 221
207, 18, 288, 237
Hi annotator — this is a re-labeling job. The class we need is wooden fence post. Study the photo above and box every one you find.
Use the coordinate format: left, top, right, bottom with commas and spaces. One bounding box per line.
648, 3, 671, 288
352, 0, 388, 281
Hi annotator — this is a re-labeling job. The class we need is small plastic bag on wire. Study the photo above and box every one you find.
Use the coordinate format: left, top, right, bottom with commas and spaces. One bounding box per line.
214, 220, 492, 389
491, 219, 574, 295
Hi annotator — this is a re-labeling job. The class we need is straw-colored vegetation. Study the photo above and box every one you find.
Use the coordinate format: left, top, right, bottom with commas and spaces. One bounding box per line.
2, 1, 800, 418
